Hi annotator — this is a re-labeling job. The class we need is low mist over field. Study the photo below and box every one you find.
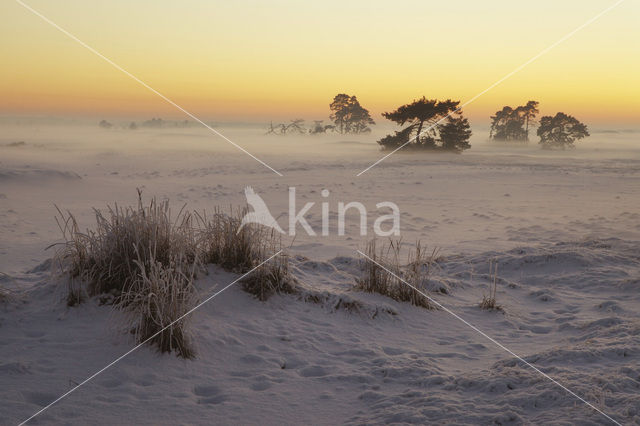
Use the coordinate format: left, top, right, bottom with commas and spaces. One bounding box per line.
2, 117, 640, 424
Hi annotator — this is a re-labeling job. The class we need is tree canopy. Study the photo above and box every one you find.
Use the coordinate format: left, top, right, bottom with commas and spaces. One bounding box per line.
382, 97, 459, 147
439, 116, 472, 152
489, 101, 539, 142
378, 97, 471, 152
537, 112, 589, 149
98, 120, 113, 129
309, 120, 335, 134
329, 94, 375, 134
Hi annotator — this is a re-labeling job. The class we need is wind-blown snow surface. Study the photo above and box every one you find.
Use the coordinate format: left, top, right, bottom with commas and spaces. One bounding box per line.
1, 123, 639, 424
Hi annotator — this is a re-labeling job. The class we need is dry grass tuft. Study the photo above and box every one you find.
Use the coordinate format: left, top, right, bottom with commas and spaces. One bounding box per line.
196, 208, 294, 300
52, 191, 201, 357
196, 207, 256, 272
118, 251, 198, 358
479, 260, 502, 311
51, 191, 291, 356
0, 285, 11, 304
0, 272, 15, 302
50, 208, 90, 306
241, 240, 296, 301
52, 190, 198, 302
356, 239, 438, 309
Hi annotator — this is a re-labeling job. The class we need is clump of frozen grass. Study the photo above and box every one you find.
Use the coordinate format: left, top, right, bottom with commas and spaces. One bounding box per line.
479, 259, 501, 311
196, 209, 295, 300
50, 208, 90, 306
0, 282, 11, 303
52, 192, 291, 355
196, 207, 255, 272
53, 190, 199, 301
118, 251, 198, 358
52, 191, 201, 357
356, 239, 437, 309
241, 238, 296, 301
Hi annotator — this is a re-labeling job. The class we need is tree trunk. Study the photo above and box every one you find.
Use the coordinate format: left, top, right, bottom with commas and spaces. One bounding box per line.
415, 120, 424, 145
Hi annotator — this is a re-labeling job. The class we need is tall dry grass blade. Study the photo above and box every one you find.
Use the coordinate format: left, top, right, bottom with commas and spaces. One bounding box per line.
356, 239, 437, 309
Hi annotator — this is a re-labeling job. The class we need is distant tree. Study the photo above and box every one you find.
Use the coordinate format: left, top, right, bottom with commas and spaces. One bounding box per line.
265, 119, 307, 135
265, 121, 283, 135
439, 116, 472, 152
378, 97, 471, 152
382, 97, 459, 147
347, 102, 375, 133
517, 100, 539, 141
490, 101, 539, 142
99, 120, 113, 129
128, 121, 138, 130
309, 120, 335, 134
142, 118, 164, 128
285, 119, 306, 134
537, 112, 589, 149
490, 106, 523, 141
329, 94, 351, 134
329, 94, 375, 134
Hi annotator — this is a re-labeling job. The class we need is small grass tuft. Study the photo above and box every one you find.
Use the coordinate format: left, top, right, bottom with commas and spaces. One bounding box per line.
356, 239, 438, 309
196, 207, 256, 272
118, 251, 198, 358
479, 259, 502, 311
196, 209, 294, 300
241, 235, 296, 301
241, 251, 295, 301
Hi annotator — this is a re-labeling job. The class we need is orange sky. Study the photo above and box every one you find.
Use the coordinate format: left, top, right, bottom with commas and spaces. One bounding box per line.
1, 0, 638, 124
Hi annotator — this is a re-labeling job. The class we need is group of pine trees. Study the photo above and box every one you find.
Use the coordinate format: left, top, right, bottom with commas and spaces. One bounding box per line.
329, 94, 376, 134
269, 94, 590, 151
489, 101, 589, 149
489, 101, 539, 142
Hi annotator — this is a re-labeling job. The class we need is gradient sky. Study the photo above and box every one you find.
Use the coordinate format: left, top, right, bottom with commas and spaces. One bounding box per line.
1, 0, 638, 124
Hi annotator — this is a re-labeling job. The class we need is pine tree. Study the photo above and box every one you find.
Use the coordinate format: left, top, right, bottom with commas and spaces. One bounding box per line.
438, 116, 472, 152
377, 97, 471, 152
537, 112, 589, 149
329, 94, 375, 134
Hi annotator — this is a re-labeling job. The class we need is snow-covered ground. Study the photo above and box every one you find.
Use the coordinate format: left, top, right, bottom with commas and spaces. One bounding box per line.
1, 123, 639, 424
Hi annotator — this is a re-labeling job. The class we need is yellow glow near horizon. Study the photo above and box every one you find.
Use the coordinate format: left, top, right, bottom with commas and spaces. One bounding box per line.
1, 0, 638, 124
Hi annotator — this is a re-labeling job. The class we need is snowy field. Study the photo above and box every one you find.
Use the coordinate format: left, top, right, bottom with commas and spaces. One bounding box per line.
1, 123, 640, 424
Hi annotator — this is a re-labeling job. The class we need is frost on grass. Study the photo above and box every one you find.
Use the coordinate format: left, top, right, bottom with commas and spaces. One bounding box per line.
51, 192, 292, 357
52, 192, 201, 357
241, 249, 296, 301
0, 280, 12, 304
479, 259, 502, 311
118, 253, 198, 359
356, 239, 438, 309
196, 208, 296, 301
196, 207, 255, 272
52, 191, 199, 306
